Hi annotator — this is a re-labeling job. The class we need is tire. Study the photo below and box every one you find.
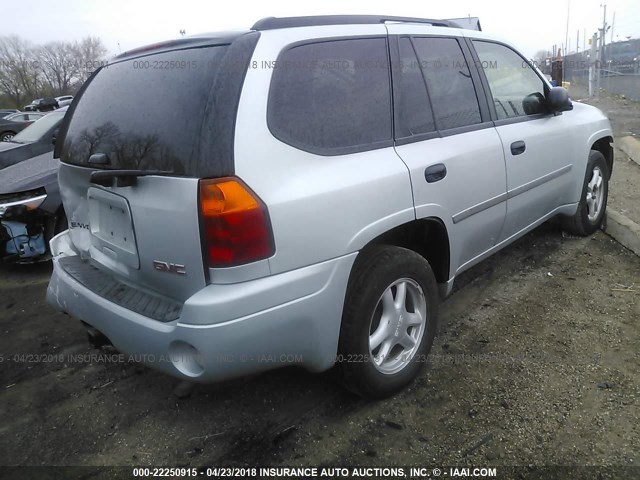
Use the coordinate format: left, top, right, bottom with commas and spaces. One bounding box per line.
338, 245, 439, 398
1, 131, 16, 142
561, 150, 609, 236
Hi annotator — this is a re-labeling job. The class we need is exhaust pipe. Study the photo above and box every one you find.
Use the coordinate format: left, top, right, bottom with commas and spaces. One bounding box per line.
82, 322, 112, 348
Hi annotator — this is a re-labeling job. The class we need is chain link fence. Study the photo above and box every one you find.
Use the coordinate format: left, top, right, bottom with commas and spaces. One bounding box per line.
563, 39, 640, 101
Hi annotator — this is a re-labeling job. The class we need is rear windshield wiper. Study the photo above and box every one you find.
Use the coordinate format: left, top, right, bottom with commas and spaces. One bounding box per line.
90, 169, 173, 187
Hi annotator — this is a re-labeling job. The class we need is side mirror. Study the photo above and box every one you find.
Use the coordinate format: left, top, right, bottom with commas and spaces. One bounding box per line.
547, 86, 573, 113
522, 92, 546, 115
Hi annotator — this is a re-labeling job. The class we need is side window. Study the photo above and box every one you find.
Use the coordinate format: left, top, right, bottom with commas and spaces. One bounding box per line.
411, 37, 482, 130
268, 38, 392, 154
473, 41, 547, 119
395, 37, 435, 138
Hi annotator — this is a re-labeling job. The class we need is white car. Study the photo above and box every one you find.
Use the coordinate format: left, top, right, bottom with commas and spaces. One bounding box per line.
55, 96, 74, 108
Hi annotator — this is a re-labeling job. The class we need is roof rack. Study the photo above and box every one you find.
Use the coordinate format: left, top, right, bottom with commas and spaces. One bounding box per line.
251, 15, 455, 31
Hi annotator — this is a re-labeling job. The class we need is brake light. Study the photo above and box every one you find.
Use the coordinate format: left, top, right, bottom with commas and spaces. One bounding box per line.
199, 177, 274, 267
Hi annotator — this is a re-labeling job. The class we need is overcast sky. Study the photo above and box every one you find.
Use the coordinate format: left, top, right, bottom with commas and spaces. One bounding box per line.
4, 0, 640, 58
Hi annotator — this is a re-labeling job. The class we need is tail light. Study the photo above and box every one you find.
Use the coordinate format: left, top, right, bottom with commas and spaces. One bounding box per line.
199, 177, 274, 268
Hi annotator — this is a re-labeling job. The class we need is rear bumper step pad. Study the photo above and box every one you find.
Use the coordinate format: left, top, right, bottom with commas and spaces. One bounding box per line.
58, 256, 182, 322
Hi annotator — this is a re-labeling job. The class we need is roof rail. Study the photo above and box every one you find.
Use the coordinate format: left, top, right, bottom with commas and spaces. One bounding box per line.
251, 15, 455, 31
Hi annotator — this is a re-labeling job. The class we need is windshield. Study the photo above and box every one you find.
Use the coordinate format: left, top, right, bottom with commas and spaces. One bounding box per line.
11, 111, 65, 143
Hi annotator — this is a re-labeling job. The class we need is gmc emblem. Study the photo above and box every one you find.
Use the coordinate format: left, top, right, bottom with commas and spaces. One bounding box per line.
153, 261, 186, 275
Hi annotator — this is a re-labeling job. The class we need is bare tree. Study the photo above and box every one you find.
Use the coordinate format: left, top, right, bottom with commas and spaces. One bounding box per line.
71, 36, 108, 84
0, 36, 42, 107
533, 49, 551, 69
37, 41, 78, 95
0, 35, 108, 107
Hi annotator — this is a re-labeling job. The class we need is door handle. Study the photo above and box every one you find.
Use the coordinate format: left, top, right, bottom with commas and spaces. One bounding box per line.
510, 140, 526, 155
425, 163, 447, 183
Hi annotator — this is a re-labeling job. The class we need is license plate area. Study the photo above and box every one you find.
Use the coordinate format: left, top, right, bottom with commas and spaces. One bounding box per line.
87, 187, 139, 269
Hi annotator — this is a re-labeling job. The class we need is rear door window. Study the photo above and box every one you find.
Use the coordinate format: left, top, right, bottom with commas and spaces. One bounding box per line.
394, 37, 436, 138
411, 37, 482, 131
267, 37, 393, 155
60, 45, 232, 176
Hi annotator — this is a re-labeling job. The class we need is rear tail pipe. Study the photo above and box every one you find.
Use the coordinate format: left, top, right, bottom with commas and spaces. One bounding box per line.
82, 321, 113, 348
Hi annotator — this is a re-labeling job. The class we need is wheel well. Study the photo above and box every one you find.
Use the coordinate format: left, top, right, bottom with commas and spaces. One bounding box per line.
591, 136, 614, 178
364, 219, 450, 284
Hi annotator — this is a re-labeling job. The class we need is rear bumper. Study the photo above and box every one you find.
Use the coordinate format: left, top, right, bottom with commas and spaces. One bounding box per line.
47, 231, 356, 382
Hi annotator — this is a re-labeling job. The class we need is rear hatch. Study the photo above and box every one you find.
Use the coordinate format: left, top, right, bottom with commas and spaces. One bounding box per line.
57, 32, 258, 301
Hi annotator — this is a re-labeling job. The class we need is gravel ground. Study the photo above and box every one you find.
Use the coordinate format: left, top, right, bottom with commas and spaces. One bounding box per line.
1, 224, 639, 476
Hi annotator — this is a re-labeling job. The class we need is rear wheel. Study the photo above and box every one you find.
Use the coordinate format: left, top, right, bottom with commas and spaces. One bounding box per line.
561, 150, 609, 236
338, 245, 439, 398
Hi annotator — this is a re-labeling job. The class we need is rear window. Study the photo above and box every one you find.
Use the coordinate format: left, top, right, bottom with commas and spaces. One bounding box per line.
60, 45, 234, 176
12, 111, 65, 143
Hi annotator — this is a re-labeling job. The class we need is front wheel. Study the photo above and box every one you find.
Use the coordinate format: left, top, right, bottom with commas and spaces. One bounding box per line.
561, 150, 609, 236
338, 245, 439, 398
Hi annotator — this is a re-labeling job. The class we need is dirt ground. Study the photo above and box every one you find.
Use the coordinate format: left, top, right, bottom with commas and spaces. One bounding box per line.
1, 91, 640, 478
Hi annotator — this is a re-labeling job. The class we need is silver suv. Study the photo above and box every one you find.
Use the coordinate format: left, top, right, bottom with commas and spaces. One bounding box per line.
47, 16, 613, 397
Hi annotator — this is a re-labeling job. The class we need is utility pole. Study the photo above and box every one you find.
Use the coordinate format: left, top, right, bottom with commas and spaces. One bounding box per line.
610, 12, 615, 44
600, 4, 607, 69
589, 32, 598, 96
577, 29, 580, 54
563, 0, 570, 84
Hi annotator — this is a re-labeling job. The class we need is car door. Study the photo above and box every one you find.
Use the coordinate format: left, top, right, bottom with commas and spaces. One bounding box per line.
387, 30, 508, 274
470, 39, 576, 242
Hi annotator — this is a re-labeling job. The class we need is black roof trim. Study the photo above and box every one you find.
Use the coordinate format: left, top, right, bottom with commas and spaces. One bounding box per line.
252, 15, 455, 31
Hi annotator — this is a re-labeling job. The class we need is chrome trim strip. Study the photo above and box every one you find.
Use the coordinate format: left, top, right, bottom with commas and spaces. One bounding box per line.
451, 164, 572, 224
452, 192, 507, 224
0, 194, 48, 216
507, 164, 572, 199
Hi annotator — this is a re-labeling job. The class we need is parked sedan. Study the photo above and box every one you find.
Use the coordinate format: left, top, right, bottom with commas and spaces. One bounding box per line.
0, 112, 45, 141
0, 109, 20, 118
0, 108, 67, 262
